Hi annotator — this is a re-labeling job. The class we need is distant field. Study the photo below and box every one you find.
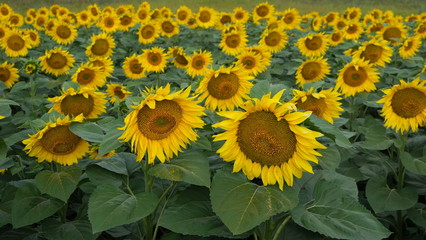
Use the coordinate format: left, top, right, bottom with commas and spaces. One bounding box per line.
3, 0, 426, 16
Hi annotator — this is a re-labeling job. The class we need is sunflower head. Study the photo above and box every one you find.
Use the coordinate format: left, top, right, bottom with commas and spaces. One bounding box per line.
138, 22, 160, 44
0, 61, 19, 88
336, 59, 379, 97
106, 83, 132, 103
24, 59, 40, 75
72, 63, 106, 89
379, 22, 407, 45
39, 47, 75, 76
213, 90, 326, 190
86, 33, 116, 58
186, 50, 213, 78
235, 50, 268, 76
377, 78, 426, 133
280, 8, 301, 29
168, 46, 189, 69
295, 57, 330, 86
1, 28, 31, 57
219, 30, 248, 56
159, 18, 180, 37
196, 7, 218, 28
259, 28, 288, 53
141, 47, 168, 73
176, 6, 192, 24
196, 65, 254, 111
296, 32, 329, 57
253, 2, 275, 23
353, 38, 393, 67
88, 56, 114, 77
232, 7, 249, 24
119, 84, 205, 163
399, 36, 422, 59
50, 21, 77, 45
123, 54, 146, 79
48, 87, 107, 119
22, 115, 90, 166
329, 30, 344, 46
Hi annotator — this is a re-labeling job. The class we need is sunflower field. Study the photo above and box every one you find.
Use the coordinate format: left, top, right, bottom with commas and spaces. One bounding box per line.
0, 1, 426, 239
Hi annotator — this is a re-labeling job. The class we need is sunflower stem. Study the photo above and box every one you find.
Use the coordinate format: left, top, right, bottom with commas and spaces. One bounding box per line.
272, 215, 291, 240
142, 159, 155, 239
152, 182, 177, 240
396, 132, 407, 240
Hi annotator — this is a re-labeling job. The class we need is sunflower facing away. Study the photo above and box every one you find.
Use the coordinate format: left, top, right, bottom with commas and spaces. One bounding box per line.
196, 65, 253, 111
290, 88, 343, 124
140, 47, 168, 73
296, 32, 329, 57
353, 38, 393, 67
186, 50, 213, 78
0, 62, 19, 88
1, 28, 31, 57
85, 33, 116, 58
377, 78, 426, 133
123, 54, 146, 79
213, 91, 326, 190
39, 47, 75, 76
119, 84, 205, 163
295, 57, 330, 86
336, 59, 380, 97
106, 83, 132, 103
22, 115, 90, 166
72, 63, 106, 89
48, 87, 107, 118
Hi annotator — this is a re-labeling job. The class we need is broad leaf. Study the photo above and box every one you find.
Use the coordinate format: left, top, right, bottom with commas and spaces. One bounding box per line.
318, 145, 341, 170
400, 152, 426, 176
69, 122, 104, 143
85, 165, 124, 187
210, 168, 298, 235
98, 129, 123, 157
35, 166, 81, 202
12, 182, 64, 228
360, 118, 393, 150
250, 80, 271, 99
292, 179, 391, 240
407, 205, 426, 229
42, 219, 94, 240
88, 184, 158, 233
148, 150, 210, 187
366, 177, 417, 213
93, 154, 128, 176
159, 186, 233, 237
306, 115, 352, 148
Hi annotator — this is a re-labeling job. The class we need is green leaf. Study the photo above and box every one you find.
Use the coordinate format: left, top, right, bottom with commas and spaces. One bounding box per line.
159, 186, 233, 237
366, 177, 417, 213
291, 179, 391, 240
192, 135, 212, 151
148, 150, 210, 187
0, 205, 11, 227
93, 154, 128, 176
85, 165, 124, 187
210, 168, 298, 235
359, 118, 393, 150
407, 205, 426, 229
12, 182, 64, 228
42, 219, 94, 240
35, 166, 82, 202
318, 145, 341, 170
88, 184, 158, 233
250, 80, 271, 99
306, 115, 352, 148
400, 152, 426, 175
98, 129, 123, 157
0, 138, 7, 163
69, 122, 104, 143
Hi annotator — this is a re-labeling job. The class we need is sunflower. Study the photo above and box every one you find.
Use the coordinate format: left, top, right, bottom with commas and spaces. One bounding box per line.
24, 59, 39, 75
119, 84, 205, 163
295, 57, 330, 87
377, 78, 426, 133
1, 28, 31, 57
136, 5, 151, 23
353, 38, 393, 67
24, 15, 34, 25
0, 62, 19, 88
259, 29, 288, 53
0, 25, 7, 41
160, 7, 173, 18
168, 46, 189, 69
50, 21, 77, 45
343, 7, 362, 21
213, 91, 326, 190
118, 13, 136, 31
87, 4, 101, 21
24, 29, 40, 47
196, 7, 218, 28
76, 10, 91, 26
88, 145, 116, 159
336, 59, 379, 97
97, 13, 119, 33
176, 6, 192, 25
72, 63, 106, 89
186, 50, 213, 78
123, 54, 146, 79
296, 32, 329, 57
88, 56, 114, 77
234, 50, 268, 76
22, 115, 89, 166
329, 30, 344, 46
232, 7, 249, 24
0, 4, 12, 19
324, 12, 339, 26
343, 21, 364, 40
378, 22, 407, 45
290, 88, 343, 124
414, 22, 426, 39
37, 7, 48, 16
48, 87, 107, 119
138, 22, 160, 44
39, 47, 75, 76
245, 45, 272, 67
196, 65, 253, 111
334, 18, 347, 31
8, 13, 24, 27
280, 8, 301, 30
106, 83, 132, 103
86, 33, 115, 58
140, 47, 168, 73
399, 36, 422, 59
219, 30, 248, 56
159, 18, 180, 37
216, 12, 233, 30
253, 2, 275, 24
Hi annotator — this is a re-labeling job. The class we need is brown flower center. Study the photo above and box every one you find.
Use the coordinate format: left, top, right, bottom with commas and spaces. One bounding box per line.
343, 66, 368, 87
141, 25, 155, 39
114, 86, 125, 99
265, 31, 282, 47
56, 25, 71, 39
301, 62, 321, 81
305, 36, 323, 51
283, 13, 295, 24
191, 55, 206, 70
7, 35, 25, 51
0, 67, 11, 82
256, 5, 269, 17
40, 125, 81, 155
120, 15, 132, 26
129, 59, 143, 74
237, 111, 296, 166
91, 39, 109, 56
199, 10, 211, 23
242, 56, 256, 69
391, 88, 426, 118
207, 72, 239, 99
220, 15, 232, 24
46, 53, 68, 69
225, 34, 241, 48
177, 10, 188, 21
360, 44, 383, 64
77, 68, 95, 85
296, 95, 327, 117
383, 26, 402, 44
147, 52, 162, 66
60, 94, 95, 117
161, 21, 174, 33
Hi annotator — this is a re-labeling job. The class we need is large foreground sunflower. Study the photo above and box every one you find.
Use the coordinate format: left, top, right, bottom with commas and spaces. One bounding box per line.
290, 88, 343, 124
377, 78, 426, 133
196, 65, 253, 111
48, 87, 107, 118
213, 91, 326, 190
0, 62, 19, 88
22, 115, 90, 166
119, 84, 205, 163
39, 47, 75, 76
336, 59, 379, 97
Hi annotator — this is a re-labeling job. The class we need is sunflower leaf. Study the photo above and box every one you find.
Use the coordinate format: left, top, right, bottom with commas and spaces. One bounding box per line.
148, 150, 210, 187
291, 178, 391, 240
400, 151, 426, 176
69, 122, 104, 143
366, 176, 417, 213
210, 168, 298, 235
88, 184, 158, 233
35, 166, 81, 202
306, 115, 352, 148
42, 219, 94, 240
359, 117, 393, 150
12, 182, 64, 228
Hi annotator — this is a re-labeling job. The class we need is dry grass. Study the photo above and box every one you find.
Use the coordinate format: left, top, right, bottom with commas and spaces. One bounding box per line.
3, 0, 425, 16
